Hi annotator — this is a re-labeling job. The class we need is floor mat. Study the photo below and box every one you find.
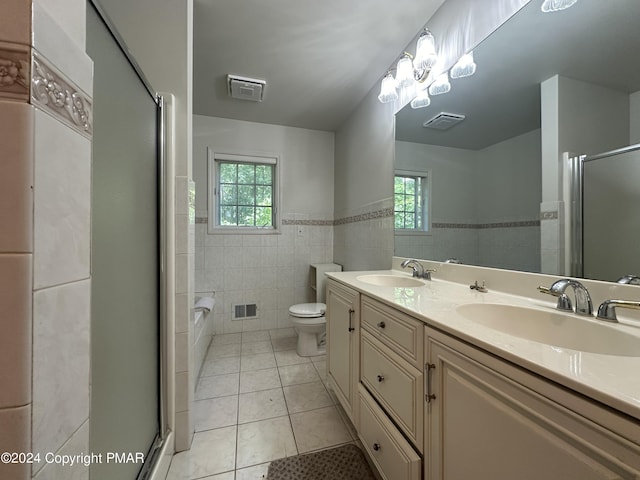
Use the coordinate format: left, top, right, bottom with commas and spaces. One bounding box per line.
266, 444, 376, 480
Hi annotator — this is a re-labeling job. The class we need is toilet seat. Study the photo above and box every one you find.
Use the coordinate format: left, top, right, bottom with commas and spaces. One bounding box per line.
289, 302, 325, 318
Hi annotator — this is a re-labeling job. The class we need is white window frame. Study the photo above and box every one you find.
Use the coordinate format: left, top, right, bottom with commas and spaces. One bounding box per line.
394, 169, 432, 235
207, 148, 281, 234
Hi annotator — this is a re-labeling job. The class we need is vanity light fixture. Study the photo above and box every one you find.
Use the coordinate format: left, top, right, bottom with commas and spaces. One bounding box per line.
414, 29, 438, 72
450, 51, 476, 79
541, 0, 579, 12
428, 71, 451, 96
378, 71, 399, 103
377, 28, 438, 104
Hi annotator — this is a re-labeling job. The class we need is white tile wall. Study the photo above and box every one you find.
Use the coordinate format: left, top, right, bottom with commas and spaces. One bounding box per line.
32, 1, 92, 95
33, 420, 89, 480
333, 199, 394, 272
195, 221, 334, 334
33, 110, 91, 289
32, 280, 90, 466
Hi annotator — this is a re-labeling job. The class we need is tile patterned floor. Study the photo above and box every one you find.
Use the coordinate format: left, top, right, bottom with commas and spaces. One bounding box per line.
166, 328, 358, 480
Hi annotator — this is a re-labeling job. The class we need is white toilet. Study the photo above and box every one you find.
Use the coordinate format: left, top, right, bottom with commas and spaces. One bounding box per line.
289, 263, 341, 357
289, 303, 327, 356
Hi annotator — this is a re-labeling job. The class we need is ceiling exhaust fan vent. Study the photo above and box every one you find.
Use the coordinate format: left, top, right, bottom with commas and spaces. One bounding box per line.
227, 74, 266, 102
423, 112, 465, 130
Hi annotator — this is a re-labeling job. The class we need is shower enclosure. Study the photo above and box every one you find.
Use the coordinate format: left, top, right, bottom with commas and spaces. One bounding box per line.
87, 2, 168, 479
568, 143, 640, 282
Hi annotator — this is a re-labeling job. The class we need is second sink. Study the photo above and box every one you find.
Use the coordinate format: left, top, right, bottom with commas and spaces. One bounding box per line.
456, 303, 640, 356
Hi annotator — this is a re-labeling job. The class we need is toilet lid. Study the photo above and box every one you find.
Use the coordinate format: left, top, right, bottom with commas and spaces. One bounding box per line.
289, 303, 326, 317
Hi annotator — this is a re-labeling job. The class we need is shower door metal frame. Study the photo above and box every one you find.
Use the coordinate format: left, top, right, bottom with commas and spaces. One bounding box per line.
568, 143, 640, 279
88, 1, 170, 478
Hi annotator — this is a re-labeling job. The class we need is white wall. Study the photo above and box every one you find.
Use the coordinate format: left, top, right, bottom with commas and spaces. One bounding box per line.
193, 116, 334, 219
333, 88, 395, 271
395, 129, 541, 271
193, 115, 335, 335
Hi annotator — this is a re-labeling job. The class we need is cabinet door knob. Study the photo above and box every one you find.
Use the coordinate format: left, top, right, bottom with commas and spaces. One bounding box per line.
377, 374, 384, 382
373, 442, 381, 451
377, 321, 386, 329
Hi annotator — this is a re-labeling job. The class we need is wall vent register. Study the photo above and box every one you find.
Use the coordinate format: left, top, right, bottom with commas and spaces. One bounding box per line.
233, 303, 258, 320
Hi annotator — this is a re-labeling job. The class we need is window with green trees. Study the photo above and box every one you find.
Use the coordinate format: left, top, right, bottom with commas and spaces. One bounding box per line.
394, 172, 428, 231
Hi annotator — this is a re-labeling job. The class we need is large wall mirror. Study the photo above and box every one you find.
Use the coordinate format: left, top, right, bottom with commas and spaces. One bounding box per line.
394, 0, 640, 282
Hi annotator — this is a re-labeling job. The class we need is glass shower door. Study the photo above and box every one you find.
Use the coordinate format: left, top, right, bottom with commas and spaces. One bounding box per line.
87, 3, 162, 478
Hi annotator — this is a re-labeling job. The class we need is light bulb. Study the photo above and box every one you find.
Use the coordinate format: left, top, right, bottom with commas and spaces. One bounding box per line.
378, 72, 398, 104
450, 51, 476, 79
414, 29, 438, 71
396, 54, 415, 88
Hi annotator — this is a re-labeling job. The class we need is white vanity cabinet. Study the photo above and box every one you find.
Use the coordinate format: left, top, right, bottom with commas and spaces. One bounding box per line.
360, 296, 424, 451
326, 279, 360, 423
424, 325, 640, 480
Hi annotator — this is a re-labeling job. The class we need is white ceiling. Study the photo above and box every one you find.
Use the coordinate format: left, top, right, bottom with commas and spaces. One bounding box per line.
193, 0, 445, 132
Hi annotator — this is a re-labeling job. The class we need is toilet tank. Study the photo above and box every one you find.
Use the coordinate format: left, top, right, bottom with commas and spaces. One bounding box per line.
311, 263, 342, 303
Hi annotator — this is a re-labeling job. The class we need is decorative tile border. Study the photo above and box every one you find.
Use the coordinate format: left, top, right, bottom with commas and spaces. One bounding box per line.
282, 219, 334, 226
334, 207, 394, 226
433, 220, 540, 229
540, 211, 559, 220
31, 51, 92, 139
0, 41, 30, 102
195, 208, 394, 227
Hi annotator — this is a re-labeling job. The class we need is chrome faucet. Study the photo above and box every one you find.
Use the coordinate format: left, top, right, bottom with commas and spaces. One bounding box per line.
596, 299, 640, 322
401, 259, 435, 280
444, 258, 462, 264
617, 275, 640, 285
537, 279, 593, 316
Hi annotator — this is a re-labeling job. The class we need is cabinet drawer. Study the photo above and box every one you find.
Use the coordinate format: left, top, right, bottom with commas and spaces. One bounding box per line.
358, 384, 421, 480
361, 295, 423, 368
361, 331, 423, 451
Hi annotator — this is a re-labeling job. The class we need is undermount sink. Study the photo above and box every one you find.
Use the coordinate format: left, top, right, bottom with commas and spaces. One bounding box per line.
456, 303, 640, 356
356, 274, 424, 288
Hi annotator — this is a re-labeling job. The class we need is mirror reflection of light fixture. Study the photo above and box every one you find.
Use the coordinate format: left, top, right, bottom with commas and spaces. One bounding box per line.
450, 51, 476, 79
377, 28, 438, 104
428, 71, 451, 96
541, 0, 578, 12
410, 89, 431, 109
378, 71, 399, 103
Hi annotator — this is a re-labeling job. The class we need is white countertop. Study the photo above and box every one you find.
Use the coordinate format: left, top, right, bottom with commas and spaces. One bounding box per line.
327, 270, 640, 422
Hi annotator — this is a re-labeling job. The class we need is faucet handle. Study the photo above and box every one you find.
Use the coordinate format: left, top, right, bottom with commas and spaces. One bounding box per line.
537, 285, 573, 311
597, 299, 640, 323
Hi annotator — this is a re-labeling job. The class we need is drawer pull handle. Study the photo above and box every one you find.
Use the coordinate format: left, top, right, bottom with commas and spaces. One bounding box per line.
425, 362, 436, 403
377, 374, 385, 382
377, 321, 386, 329
348, 308, 355, 332
373, 443, 381, 451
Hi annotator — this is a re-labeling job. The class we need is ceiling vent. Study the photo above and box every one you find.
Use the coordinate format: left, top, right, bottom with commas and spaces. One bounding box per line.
227, 74, 266, 102
423, 112, 465, 130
